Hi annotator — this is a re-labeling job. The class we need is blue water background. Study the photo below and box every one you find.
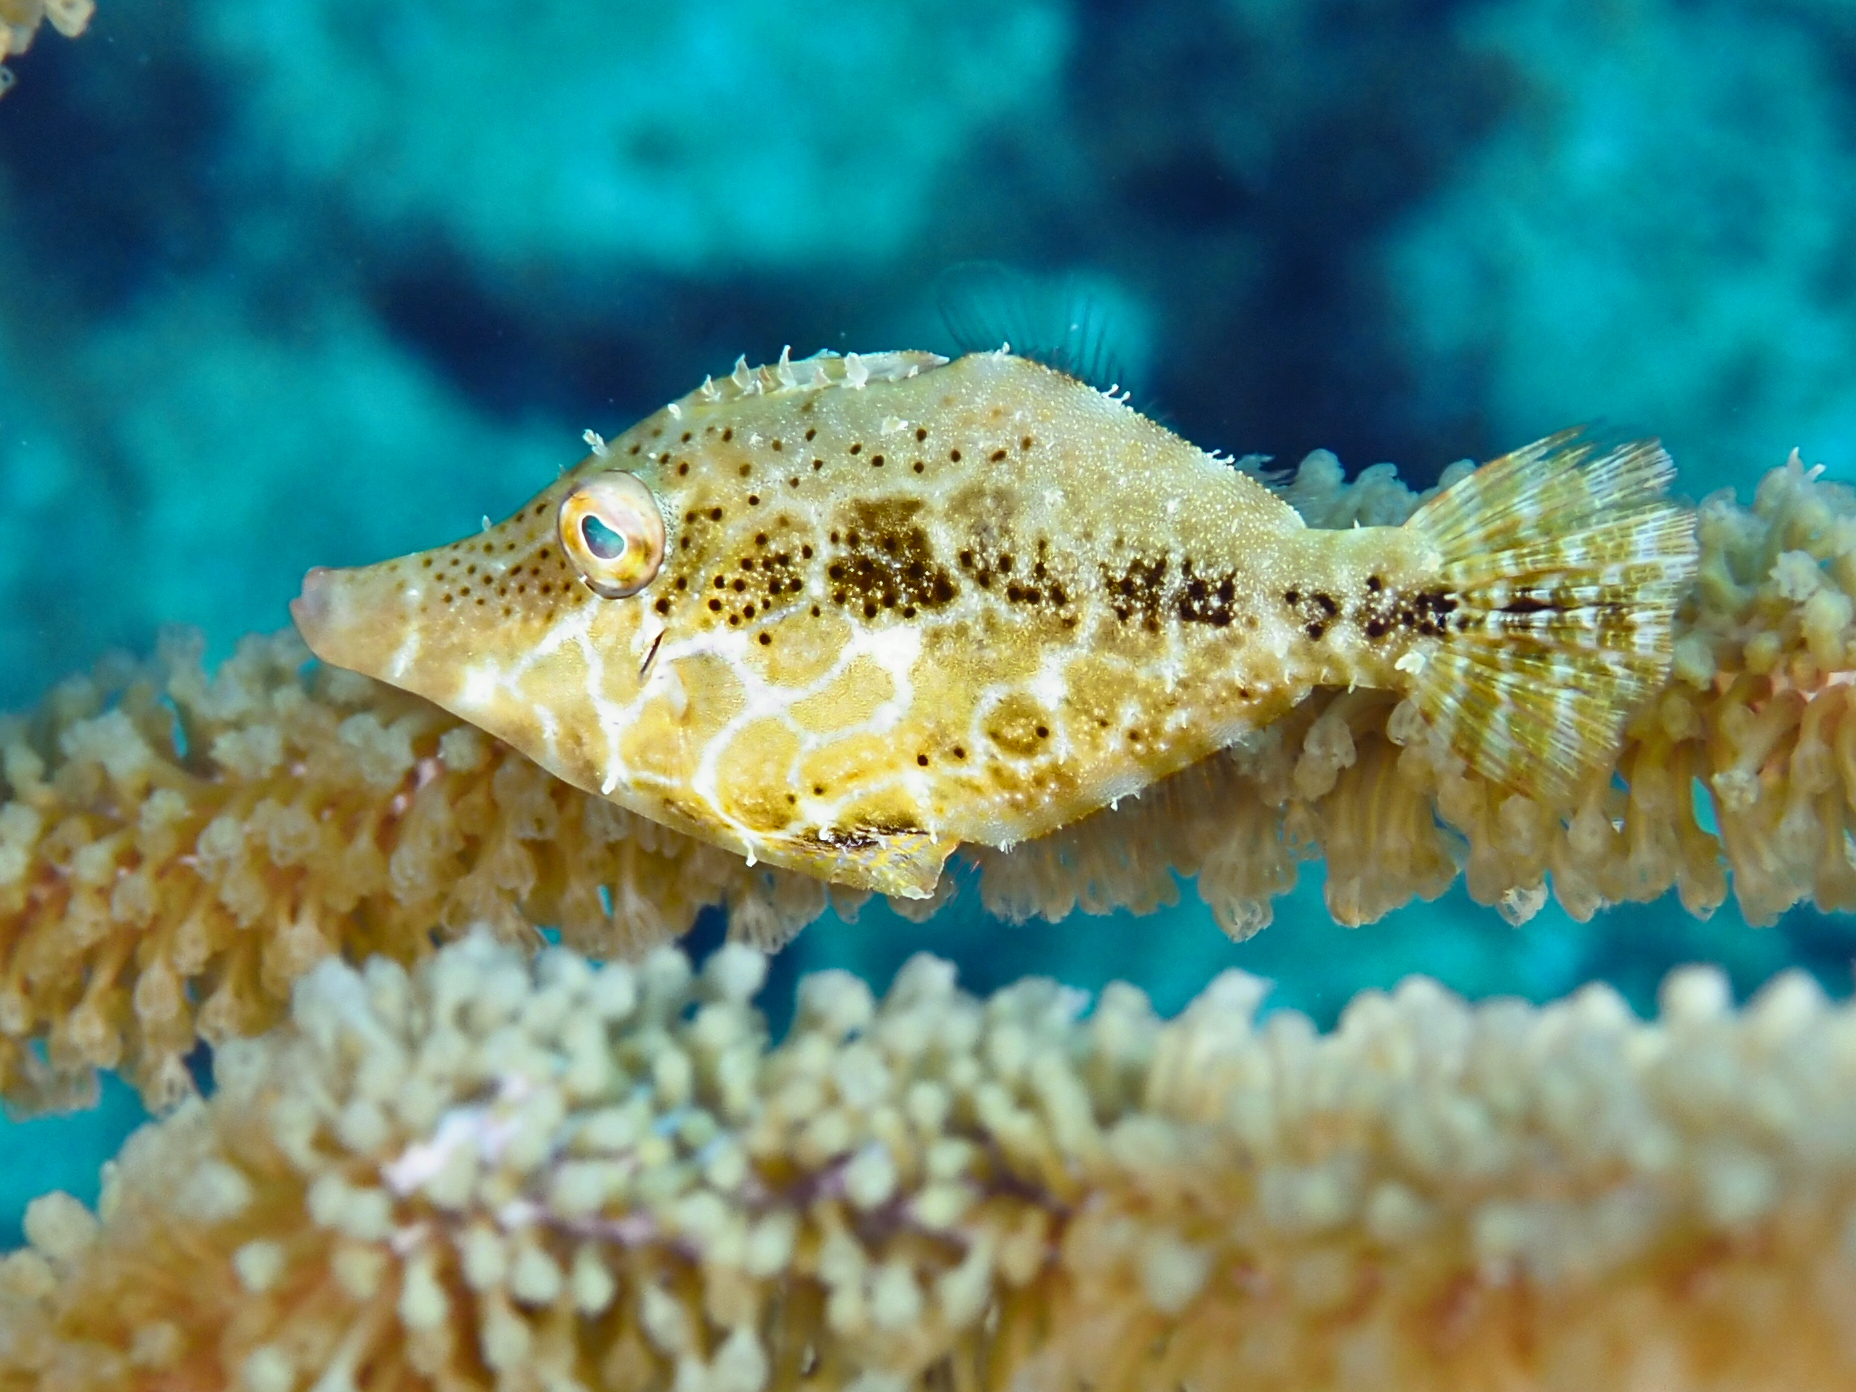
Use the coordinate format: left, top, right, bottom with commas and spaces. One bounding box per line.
2, 0, 1854, 1245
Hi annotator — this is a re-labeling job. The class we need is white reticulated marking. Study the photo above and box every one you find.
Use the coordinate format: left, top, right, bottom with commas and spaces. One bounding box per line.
1028, 650, 1069, 719
459, 663, 500, 714
479, 595, 606, 771
387, 599, 424, 684
681, 622, 926, 850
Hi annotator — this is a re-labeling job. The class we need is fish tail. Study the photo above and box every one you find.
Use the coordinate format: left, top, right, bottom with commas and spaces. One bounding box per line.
1399, 429, 1699, 807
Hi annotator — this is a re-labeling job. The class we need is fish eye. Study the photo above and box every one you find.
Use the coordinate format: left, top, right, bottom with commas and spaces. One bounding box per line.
558, 470, 666, 598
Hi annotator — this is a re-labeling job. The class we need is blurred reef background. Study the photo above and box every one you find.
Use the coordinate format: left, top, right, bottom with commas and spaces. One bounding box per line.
2, 0, 1855, 1245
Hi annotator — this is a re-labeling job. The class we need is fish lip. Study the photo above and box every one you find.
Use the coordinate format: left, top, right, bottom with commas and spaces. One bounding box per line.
289, 566, 332, 650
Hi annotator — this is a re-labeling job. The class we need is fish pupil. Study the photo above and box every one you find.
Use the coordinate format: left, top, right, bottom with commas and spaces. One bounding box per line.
581, 513, 628, 561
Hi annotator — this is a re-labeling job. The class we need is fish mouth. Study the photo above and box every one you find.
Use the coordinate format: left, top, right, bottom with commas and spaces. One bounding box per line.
290, 564, 356, 662
291, 563, 395, 677
288, 566, 333, 647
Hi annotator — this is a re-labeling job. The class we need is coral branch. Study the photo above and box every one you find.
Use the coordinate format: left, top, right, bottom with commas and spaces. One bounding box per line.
5, 931, 1855, 1391
2, 453, 1854, 1110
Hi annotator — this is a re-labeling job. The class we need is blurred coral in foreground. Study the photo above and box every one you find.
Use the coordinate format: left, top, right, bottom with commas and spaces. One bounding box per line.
5, 930, 1854, 1391
5, 451, 1856, 1112
0, 0, 90, 93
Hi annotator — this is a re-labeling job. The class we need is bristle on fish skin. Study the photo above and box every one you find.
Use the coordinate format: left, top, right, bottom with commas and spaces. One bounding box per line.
1402, 430, 1700, 808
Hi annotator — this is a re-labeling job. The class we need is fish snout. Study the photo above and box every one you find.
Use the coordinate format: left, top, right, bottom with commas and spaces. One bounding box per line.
290, 562, 402, 675
289, 566, 333, 645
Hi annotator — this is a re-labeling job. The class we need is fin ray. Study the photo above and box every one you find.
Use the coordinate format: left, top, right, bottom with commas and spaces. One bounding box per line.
1402, 432, 1699, 807
935, 260, 1141, 395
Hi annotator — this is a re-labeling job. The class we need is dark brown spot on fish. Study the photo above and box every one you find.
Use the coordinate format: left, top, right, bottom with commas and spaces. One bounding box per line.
709, 599, 722, 611
709, 507, 723, 521
748, 495, 760, 506
950, 449, 962, 462
772, 439, 783, 451
654, 597, 670, 614
722, 428, 733, 442
917, 754, 929, 766
1104, 556, 1168, 630
805, 428, 817, 441
1314, 593, 1338, 616
1306, 622, 1326, 640
990, 449, 1007, 462
1284, 589, 1300, 605
759, 632, 771, 645
871, 455, 885, 468
849, 442, 862, 455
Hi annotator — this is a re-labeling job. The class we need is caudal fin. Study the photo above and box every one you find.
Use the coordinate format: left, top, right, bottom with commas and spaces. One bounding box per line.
1401, 429, 1699, 808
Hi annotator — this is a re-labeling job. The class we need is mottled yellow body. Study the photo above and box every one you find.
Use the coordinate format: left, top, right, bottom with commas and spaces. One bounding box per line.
293, 350, 1690, 897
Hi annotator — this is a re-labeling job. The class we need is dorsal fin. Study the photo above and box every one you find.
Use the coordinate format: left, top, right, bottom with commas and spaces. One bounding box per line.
935, 261, 1149, 398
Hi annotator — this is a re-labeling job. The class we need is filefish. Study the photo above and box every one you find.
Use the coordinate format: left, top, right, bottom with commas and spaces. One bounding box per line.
291, 348, 1698, 899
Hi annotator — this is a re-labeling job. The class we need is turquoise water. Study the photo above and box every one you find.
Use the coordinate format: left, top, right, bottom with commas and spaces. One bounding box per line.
2, 0, 1854, 1247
